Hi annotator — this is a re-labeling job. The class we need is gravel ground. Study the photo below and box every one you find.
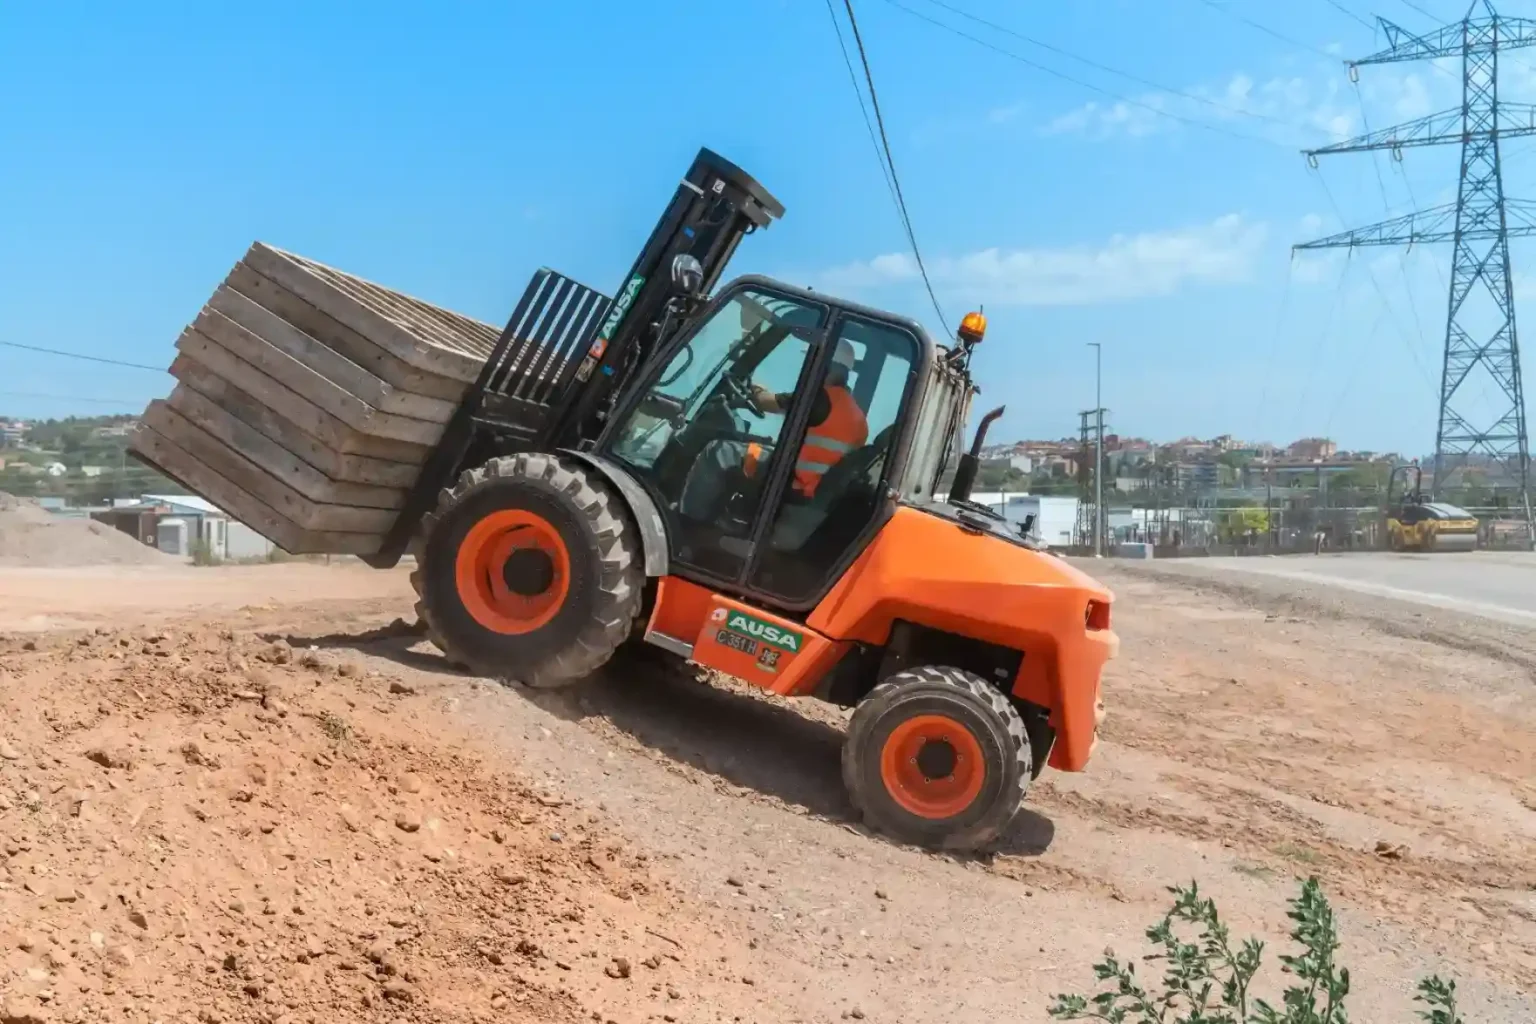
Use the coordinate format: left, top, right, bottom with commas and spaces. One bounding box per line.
1, 559, 1532, 1023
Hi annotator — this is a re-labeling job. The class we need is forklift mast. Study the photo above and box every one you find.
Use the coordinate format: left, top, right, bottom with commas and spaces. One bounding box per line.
543, 148, 785, 447
367, 148, 785, 568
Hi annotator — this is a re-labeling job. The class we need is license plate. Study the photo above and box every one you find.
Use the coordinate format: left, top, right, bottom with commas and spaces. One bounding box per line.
714, 628, 757, 655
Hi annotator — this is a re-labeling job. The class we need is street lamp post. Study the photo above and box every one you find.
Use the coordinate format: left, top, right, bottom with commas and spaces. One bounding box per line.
1088, 342, 1104, 557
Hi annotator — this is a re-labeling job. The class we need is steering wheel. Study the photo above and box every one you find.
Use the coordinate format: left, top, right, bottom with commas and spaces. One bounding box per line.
720, 373, 764, 415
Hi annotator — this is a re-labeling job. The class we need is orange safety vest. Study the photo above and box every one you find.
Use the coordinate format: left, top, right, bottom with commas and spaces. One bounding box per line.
743, 386, 868, 498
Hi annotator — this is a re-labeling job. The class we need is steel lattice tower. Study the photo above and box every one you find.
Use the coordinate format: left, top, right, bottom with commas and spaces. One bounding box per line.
1296, 0, 1536, 532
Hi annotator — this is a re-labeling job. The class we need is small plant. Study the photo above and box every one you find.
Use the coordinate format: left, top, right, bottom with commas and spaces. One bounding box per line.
265, 546, 295, 564
1273, 843, 1323, 866
1231, 861, 1275, 880
1048, 877, 1461, 1024
317, 710, 352, 742
1414, 978, 1463, 1024
189, 537, 223, 567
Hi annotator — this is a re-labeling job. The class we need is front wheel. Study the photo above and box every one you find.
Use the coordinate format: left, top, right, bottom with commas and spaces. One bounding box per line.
842, 665, 1031, 852
411, 453, 641, 687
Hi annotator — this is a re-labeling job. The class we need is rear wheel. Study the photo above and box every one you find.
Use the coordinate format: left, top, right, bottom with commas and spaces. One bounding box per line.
411, 453, 642, 687
842, 665, 1030, 852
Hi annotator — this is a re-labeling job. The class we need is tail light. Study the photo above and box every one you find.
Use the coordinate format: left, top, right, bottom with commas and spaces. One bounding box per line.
1085, 599, 1111, 631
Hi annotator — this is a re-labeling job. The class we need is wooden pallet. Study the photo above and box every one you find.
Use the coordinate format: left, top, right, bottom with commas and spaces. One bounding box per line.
130, 242, 503, 554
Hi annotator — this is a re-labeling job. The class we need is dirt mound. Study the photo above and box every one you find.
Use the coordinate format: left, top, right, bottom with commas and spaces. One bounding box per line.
0, 494, 176, 567
0, 627, 731, 1024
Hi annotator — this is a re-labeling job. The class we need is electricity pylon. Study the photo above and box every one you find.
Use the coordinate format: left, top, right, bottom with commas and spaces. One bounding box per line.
1295, 0, 1536, 536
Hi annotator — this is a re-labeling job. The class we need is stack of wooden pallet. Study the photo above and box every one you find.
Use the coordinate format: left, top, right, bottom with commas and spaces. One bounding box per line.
130, 242, 500, 556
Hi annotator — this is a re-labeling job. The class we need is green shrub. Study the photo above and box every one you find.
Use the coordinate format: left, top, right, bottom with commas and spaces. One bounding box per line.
188, 538, 223, 567
1048, 877, 1462, 1024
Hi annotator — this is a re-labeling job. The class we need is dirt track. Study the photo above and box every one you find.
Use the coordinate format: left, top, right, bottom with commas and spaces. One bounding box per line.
1, 559, 1533, 1023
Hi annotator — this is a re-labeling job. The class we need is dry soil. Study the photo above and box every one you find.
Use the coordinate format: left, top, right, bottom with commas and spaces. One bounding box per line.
0, 556, 1532, 1024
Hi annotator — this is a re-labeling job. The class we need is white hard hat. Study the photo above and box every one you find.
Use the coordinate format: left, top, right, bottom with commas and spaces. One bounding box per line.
833, 339, 857, 370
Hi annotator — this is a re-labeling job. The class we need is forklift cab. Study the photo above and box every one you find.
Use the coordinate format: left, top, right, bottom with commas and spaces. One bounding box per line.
600, 275, 933, 610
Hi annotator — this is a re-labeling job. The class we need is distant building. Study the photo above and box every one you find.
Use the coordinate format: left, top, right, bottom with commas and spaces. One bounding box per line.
91, 494, 274, 560
969, 491, 1079, 547
1174, 461, 1221, 490
0, 421, 25, 448
1288, 437, 1338, 460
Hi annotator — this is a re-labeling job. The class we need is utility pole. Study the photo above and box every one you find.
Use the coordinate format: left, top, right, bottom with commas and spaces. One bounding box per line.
1295, 0, 1536, 547
1088, 342, 1105, 556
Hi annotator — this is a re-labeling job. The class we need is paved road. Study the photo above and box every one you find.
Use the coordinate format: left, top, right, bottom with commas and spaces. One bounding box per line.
1180, 550, 1536, 625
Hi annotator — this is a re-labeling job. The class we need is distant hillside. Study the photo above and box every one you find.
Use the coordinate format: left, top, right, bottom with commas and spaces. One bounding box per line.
0, 414, 179, 503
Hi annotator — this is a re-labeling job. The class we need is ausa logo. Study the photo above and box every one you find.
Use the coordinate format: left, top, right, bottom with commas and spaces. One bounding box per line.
599, 273, 646, 341
723, 611, 801, 653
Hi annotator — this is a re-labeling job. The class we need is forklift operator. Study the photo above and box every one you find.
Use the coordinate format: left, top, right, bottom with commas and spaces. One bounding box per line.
745, 338, 868, 497
680, 339, 868, 521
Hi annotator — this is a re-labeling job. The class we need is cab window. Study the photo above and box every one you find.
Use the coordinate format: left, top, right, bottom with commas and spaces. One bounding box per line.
746, 314, 921, 604
604, 288, 828, 581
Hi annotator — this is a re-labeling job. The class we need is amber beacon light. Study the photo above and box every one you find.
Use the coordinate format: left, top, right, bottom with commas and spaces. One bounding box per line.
958, 310, 987, 344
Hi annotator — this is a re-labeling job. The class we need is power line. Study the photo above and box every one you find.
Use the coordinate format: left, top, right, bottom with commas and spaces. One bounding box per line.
1389, 0, 1536, 76
1253, 257, 1296, 440
0, 390, 143, 407
880, 0, 1287, 148
1352, 82, 1436, 373
1307, 168, 1437, 395
1397, 0, 1440, 20
1292, 247, 1354, 433
1325, 304, 1391, 436
0, 339, 166, 373
1194, 0, 1341, 61
915, 0, 1315, 132
1319, 0, 1377, 31
824, 0, 903, 216
838, 0, 950, 331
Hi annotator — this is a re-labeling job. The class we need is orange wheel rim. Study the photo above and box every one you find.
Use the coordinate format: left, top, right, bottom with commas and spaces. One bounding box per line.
454, 509, 571, 635
879, 714, 986, 820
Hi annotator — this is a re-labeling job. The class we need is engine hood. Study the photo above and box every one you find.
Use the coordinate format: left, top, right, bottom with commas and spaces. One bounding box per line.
904, 498, 1110, 596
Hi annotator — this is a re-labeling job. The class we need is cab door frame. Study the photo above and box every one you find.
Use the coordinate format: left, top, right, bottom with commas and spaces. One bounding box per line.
738, 304, 932, 613
594, 278, 832, 598
595, 274, 937, 616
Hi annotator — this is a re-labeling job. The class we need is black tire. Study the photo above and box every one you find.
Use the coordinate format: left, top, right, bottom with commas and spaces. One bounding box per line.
410, 453, 642, 687
842, 665, 1030, 852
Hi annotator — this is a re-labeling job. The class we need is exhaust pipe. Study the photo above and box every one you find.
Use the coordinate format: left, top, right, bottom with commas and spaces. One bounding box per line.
948, 405, 1005, 505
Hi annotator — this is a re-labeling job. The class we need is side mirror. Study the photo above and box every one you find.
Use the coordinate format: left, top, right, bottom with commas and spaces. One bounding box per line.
670, 254, 704, 297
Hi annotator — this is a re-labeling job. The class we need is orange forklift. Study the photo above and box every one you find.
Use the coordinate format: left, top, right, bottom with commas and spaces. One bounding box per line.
369, 148, 1117, 851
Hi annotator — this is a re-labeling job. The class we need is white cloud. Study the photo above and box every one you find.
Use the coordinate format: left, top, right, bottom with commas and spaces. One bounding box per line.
1292, 249, 1343, 285
812, 214, 1268, 307
1041, 58, 1481, 147
1043, 96, 1166, 140
1045, 70, 1358, 144
1390, 73, 1435, 120
1512, 271, 1536, 302
986, 100, 1028, 124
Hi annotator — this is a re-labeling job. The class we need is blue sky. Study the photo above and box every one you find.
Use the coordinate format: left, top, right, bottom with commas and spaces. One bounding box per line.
5, 0, 1536, 454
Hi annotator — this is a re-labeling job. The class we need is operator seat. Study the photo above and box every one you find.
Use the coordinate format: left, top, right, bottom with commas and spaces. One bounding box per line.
768, 425, 895, 553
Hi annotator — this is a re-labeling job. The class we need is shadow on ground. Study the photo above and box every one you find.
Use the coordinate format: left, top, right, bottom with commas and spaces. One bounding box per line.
276, 618, 455, 675
279, 625, 1055, 857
